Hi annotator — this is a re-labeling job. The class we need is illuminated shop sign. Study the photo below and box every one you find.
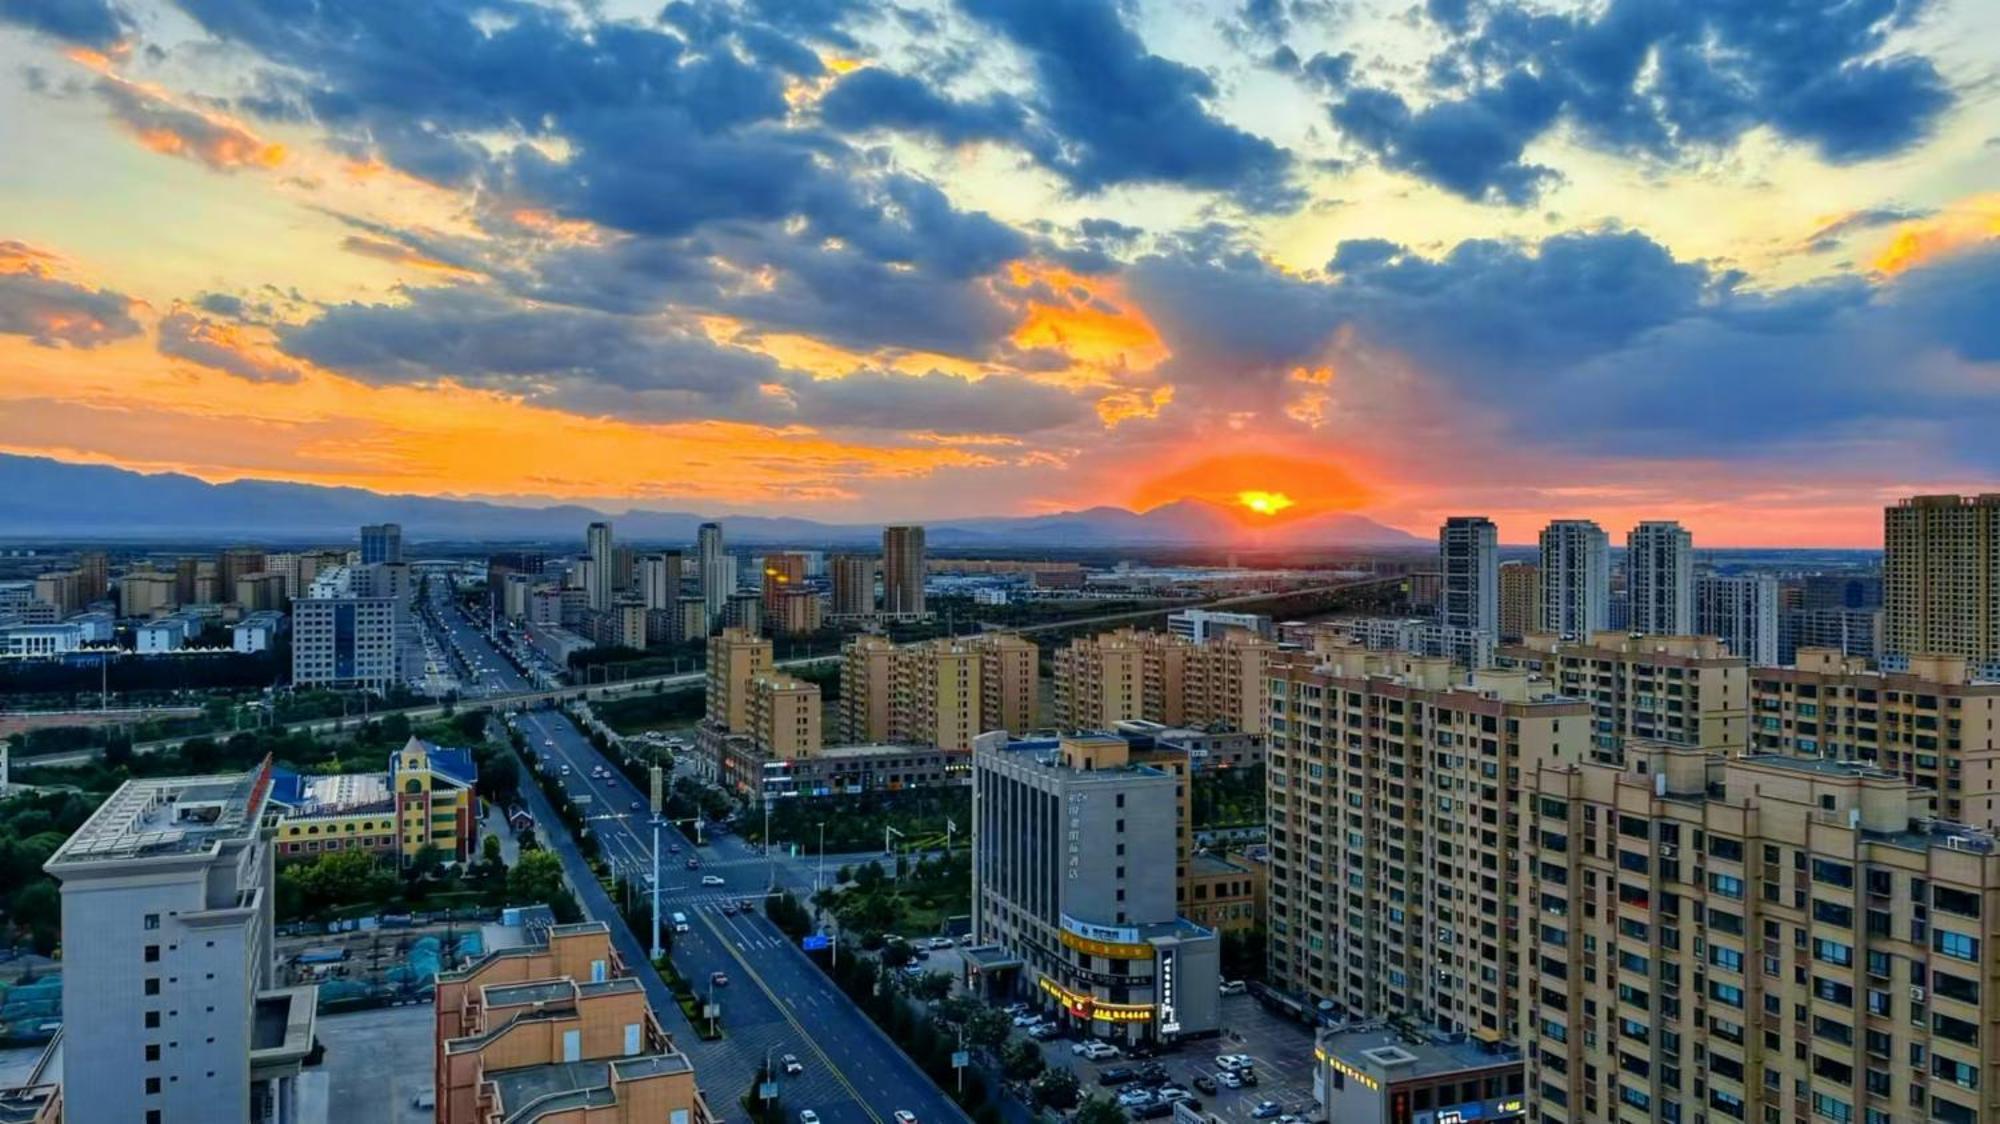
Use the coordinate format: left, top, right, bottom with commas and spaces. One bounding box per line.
1037, 976, 1155, 1023
1158, 947, 1179, 1034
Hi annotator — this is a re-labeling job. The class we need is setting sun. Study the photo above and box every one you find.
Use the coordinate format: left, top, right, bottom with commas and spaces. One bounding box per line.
1239, 491, 1295, 516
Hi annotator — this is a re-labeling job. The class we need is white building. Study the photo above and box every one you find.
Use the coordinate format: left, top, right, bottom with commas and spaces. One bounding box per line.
70, 610, 116, 643
44, 764, 316, 1123
1696, 572, 1780, 665
1627, 520, 1694, 635
136, 619, 187, 654
0, 623, 85, 657
1439, 515, 1499, 636
1539, 519, 1610, 639
232, 611, 286, 654
1165, 608, 1270, 643
1325, 615, 1496, 670
292, 567, 402, 690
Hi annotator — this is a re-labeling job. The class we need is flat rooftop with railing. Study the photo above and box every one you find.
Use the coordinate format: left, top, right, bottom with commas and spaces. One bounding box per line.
49, 761, 273, 867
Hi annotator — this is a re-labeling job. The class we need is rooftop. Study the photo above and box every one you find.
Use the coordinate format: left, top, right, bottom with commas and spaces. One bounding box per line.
49, 762, 273, 867
487, 1054, 693, 1123
1318, 1023, 1522, 1082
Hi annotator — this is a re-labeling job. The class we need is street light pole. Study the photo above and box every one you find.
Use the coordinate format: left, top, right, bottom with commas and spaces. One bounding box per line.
815, 821, 826, 896
763, 799, 774, 894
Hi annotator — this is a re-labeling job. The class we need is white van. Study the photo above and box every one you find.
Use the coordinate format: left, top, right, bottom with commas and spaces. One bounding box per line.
672, 912, 690, 933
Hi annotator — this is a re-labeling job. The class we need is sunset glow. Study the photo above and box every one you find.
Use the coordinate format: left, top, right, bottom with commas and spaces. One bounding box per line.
1239, 491, 1295, 516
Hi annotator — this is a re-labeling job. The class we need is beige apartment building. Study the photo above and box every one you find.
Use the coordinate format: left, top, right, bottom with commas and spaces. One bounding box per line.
1521, 743, 2000, 1124
1054, 628, 1274, 734
1265, 644, 1593, 1042
434, 922, 714, 1124
1500, 560, 1542, 641
839, 633, 1039, 749
1884, 493, 2000, 667
768, 588, 823, 635
704, 626, 772, 734
759, 552, 809, 632
1498, 631, 1748, 757
882, 524, 927, 618
119, 568, 178, 617
828, 554, 875, 618
1751, 648, 2000, 824
747, 673, 822, 756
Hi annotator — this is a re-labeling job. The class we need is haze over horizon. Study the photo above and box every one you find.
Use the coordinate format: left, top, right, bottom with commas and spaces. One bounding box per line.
3, 0, 1997, 547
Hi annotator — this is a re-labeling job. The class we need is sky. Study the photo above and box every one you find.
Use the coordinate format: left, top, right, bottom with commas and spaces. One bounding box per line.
1, 0, 1996, 547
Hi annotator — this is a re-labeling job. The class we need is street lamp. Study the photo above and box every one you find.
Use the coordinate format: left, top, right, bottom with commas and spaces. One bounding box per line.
815, 821, 826, 896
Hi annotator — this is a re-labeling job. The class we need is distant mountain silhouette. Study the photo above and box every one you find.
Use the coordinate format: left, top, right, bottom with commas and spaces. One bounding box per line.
0, 454, 1423, 547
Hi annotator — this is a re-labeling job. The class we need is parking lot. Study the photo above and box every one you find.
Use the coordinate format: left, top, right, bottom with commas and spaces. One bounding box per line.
1023, 991, 1323, 1122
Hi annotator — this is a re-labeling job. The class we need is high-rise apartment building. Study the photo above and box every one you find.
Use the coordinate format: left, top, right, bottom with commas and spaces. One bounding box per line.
77, 550, 108, 601
695, 522, 730, 627
360, 522, 403, 565
1627, 520, 1694, 635
1782, 606, 1883, 664
769, 589, 823, 636
1521, 743, 2000, 1124
974, 632, 1039, 736
969, 733, 1220, 1044
1803, 572, 1884, 611
704, 627, 772, 734
119, 569, 178, 618
1440, 516, 1500, 636
746, 674, 822, 756
829, 554, 875, 618
235, 571, 288, 612
1497, 632, 1748, 756
1052, 628, 1274, 734
1539, 520, 1610, 639
218, 548, 267, 598
759, 553, 809, 632
610, 544, 636, 594
638, 552, 683, 611
46, 762, 316, 1123
33, 569, 84, 616
1696, 572, 1781, 665
1750, 648, 2000, 824
839, 635, 985, 750
433, 921, 715, 1123
1264, 646, 1592, 1040
173, 556, 201, 605
722, 590, 762, 635
1499, 560, 1542, 641
882, 525, 927, 618
585, 521, 614, 611
1884, 493, 2000, 668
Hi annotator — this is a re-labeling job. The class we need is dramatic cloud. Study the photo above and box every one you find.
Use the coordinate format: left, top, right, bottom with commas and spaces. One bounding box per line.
787, 369, 1090, 434
93, 76, 285, 171
0, 0, 129, 48
1330, 0, 1955, 203
0, 242, 143, 348
155, 309, 306, 382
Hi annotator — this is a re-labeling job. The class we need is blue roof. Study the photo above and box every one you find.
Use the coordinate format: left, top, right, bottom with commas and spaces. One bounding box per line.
267, 767, 307, 809
391, 740, 478, 787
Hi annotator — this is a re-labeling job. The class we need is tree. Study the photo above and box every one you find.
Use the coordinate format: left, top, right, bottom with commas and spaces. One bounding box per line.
1031, 1066, 1079, 1109
482, 834, 503, 866
965, 1008, 1011, 1051
911, 971, 953, 1003
508, 850, 568, 906
408, 844, 445, 882
1001, 1037, 1044, 1081
1074, 1095, 1126, 1124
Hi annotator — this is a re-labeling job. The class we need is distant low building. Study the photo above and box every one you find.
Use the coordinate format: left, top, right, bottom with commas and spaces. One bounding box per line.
268, 737, 479, 864
135, 618, 188, 653
232, 610, 286, 654
0, 623, 86, 658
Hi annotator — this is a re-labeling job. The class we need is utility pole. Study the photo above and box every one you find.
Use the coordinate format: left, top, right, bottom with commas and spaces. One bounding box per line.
763, 799, 774, 894
815, 821, 826, 896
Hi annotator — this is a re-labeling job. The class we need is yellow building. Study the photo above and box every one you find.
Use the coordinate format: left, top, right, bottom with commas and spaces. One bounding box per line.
1054, 628, 1273, 734
747, 674, 821, 756
1884, 493, 2000, 666
270, 737, 480, 864
839, 632, 1039, 748
434, 922, 715, 1124
1266, 644, 1592, 1041
1498, 560, 1541, 641
1751, 648, 2000, 824
1186, 851, 1265, 935
1522, 743, 2000, 1124
972, 631, 1039, 736
704, 627, 772, 734
1498, 630, 1749, 756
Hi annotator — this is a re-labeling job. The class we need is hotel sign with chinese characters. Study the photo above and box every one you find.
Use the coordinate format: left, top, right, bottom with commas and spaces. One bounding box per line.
1066, 791, 1085, 880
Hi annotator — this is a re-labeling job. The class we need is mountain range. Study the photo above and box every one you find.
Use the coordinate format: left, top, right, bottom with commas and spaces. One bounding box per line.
0, 454, 1424, 548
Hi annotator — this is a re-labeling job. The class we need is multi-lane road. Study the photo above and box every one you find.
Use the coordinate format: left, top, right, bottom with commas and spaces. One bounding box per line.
515, 708, 969, 1124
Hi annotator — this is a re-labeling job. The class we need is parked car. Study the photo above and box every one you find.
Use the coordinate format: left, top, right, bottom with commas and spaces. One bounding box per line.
1116, 1087, 1156, 1108
1130, 1104, 1173, 1121
1012, 1012, 1043, 1027
1027, 1023, 1058, 1041
1216, 1053, 1255, 1072
1097, 1066, 1137, 1087
1216, 1070, 1247, 1089
1191, 1074, 1217, 1094
1251, 1102, 1284, 1119
1219, 979, 1248, 995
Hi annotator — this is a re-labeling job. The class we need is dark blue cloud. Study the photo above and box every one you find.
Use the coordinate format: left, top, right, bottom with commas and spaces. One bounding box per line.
0, 262, 142, 348
1126, 226, 2000, 470
818, 69, 1029, 148
0, 0, 129, 47
956, 0, 1298, 209
1330, 0, 1955, 203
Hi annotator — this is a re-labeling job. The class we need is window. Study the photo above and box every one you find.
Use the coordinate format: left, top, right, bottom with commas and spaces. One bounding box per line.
144, 945, 160, 963
145, 1044, 160, 1061
1933, 930, 1979, 962
1710, 946, 1744, 972
144, 1011, 159, 1029
144, 914, 159, 930
1710, 873, 1744, 899
144, 978, 160, 996
1813, 938, 1853, 967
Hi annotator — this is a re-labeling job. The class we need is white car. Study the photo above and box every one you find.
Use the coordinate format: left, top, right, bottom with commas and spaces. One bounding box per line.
799, 1113, 819, 1124
1012, 1012, 1042, 1027
782, 1054, 803, 1075
1216, 1053, 1255, 1072
1219, 979, 1248, 995
700, 875, 725, 886
1116, 1088, 1156, 1108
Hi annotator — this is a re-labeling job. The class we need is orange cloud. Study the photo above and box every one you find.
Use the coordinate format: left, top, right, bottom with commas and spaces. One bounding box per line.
338, 236, 483, 280
1006, 262, 1170, 383
88, 71, 285, 172
1871, 194, 2000, 275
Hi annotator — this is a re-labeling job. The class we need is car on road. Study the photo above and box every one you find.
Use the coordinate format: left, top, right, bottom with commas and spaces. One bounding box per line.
686, 858, 700, 869
893, 1113, 917, 1124
700, 875, 725, 886
709, 971, 729, 987
782, 1053, 803, 1075
560, 764, 572, 774
1251, 1102, 1284, 1119
630, 800, 642, 811
798, 1112, 818, 1124
669, 844, 681, 854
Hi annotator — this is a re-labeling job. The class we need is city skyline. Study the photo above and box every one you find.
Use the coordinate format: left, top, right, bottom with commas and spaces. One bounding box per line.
1, 1, 1996, 547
